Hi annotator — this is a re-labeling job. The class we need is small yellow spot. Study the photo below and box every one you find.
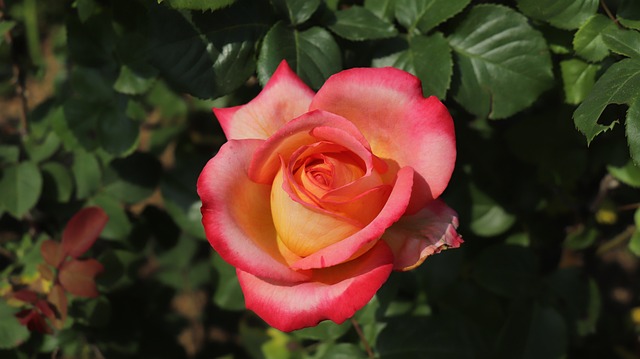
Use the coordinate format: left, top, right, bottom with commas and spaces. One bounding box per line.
631, 307, 640, 324
595, 207, 617, 225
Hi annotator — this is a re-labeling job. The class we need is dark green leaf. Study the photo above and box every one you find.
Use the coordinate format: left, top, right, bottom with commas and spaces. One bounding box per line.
318, 343, 367, 359
395, 0, 470, 34
0, 146, 19, 165
0, 162, 43, 218
0, 20, 16, 46
608, 160, 640, 187
161, 0, 236, 11
257, 22, 341, 90
191, 0, 270, 95
627, 100, 640, 164
148, 5, 217, 98
364, 0, 395, 22
448, 5, 553, 119
602, 26, 640, 59
573, 14, 614, 62
564, 225, 598, 250
271, 0, 320, 25
114, 65, 156, 95
24, 132, 60, 164
517, 0, 597, 30
377, 316, 470, 359
103, 152, 162, 204
292, 320, 351, 341
327, 6, 398, 41
495, 302, 567, 359
573, 59, 640, 159
76, 0, 99, 22
372, 33, 452, 99
41, 162, 73, 202
473, 245, 538, 297
618, 0, 640, 30
66, 14, 116, 67
469, 184, 516, 237
72, 150, 101, 199
560, 59, 599, 105
213, 254, 244, 310
0, 302, 29, 349
88, 194, 132, 240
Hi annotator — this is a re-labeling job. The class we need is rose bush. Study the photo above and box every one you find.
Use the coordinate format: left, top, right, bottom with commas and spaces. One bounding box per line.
197, 61, 462, 332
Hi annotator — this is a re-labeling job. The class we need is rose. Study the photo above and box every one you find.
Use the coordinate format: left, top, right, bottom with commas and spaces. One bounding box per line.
197, 61, 462, 332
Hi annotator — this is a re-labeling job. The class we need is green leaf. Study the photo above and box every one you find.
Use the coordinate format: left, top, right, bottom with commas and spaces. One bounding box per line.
41, 162, 74, 202
448, 5, 553, 119
72, 150, 101, 199
114, 65, 156, 95
627, 100, 640, 164
560, 59, 599, 105
608, 160, 640, 187
0, 146, 19, 165
618, 0, 640, 30
191, 1, 270, 95
473, 245, 538, 297
213, 254, 244, 311
88, 194, 132, 240
573, 59, 640, 161
148, 5, 217, 98
0, 20, 16, 46
0, 302, 30, 349
602, 26, 640, 59
573, 14, 614, 62
395, 0, 471, 34
495, 301, 567, 359
377, 316, 469, 359
372, 33, 452, 99
516, 0, 598, 30
469, 184, 516, 237
0, 162, 43, 218
327, 6, 398, 41
102, 152, 162, 204
318, 343, 367, 359
364, 0, 395, 22
293, 320, 351, 341
271, 0, 320, 25
564, 225, 598, 250
75, 0, 99, 22
258, 22, 341, 90
161, 0, 236, 11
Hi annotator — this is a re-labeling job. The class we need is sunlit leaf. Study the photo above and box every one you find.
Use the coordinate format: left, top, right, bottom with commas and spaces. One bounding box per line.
448, 5, 553, 119
327, 6, 398, 41
517, 0, 598, 30
573, 14, 614, 62
257, 22, 341, 90
395, 0, 471, 34
0, 162, 43, 218
560, 59, 599, 105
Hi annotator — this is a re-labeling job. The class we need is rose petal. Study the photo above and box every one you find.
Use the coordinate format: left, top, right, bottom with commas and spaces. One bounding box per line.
213, 61, 315, 140
291, 166, 414, 270
197, 139, 311, 282
237, 241, 394, 332
310, 67, 456, 213
272, 164, 362, 257
249, 110, 373, 184
383, 199, 463, 271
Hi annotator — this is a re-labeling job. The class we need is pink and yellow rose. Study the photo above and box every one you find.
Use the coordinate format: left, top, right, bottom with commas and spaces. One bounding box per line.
197, 61, 462, 331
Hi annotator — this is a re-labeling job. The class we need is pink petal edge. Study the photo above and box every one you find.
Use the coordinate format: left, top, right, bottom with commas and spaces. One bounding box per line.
238, 241, 394, 332
213, 61, 315, 140
310, 67, 456, 213
197, 139, 311, 283
383, 199, 463, 271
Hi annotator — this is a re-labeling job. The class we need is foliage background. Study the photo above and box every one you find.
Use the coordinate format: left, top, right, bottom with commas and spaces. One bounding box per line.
1, 0, 640, 358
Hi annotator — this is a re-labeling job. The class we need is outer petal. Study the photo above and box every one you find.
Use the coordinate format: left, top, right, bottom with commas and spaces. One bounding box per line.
214, 61, 315, 140
238, 241, 394, 332
383, 199, 463, 271
197, 139, 311, 282
291, 166, 414, 270
310, 67, 456, 212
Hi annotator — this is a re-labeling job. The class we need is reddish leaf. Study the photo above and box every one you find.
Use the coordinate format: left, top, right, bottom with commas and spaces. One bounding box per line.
62, 207, 108, 259
12, 289, 39, 304
58, 259, 104, 298
15, 309, 52, 334
35, 299, 55, 321
47, 284, 68, 329
40, 239, 65, 268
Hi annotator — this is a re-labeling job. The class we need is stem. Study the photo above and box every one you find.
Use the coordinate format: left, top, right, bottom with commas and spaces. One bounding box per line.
351, 317, 374, 359
600, 0, 621, 27
596, 225, 636, 255
618, 203, 640, 211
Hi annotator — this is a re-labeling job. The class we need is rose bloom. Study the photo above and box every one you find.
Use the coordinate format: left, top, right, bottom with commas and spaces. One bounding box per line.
197, 61, 462, 332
